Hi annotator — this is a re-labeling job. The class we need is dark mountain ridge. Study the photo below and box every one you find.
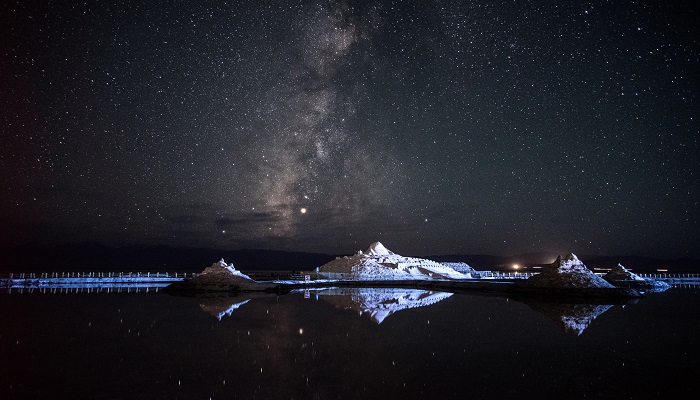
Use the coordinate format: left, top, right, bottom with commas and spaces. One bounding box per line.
1, 243, 696, 273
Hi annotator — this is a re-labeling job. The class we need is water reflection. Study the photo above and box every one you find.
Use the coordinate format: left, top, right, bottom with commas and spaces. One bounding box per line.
514, 297, 634, 335
315, 288, 453, 324
194, 293, 275, 320
2, 287, 697, 399
181, 288, 453, 324
184, 288, 636, 333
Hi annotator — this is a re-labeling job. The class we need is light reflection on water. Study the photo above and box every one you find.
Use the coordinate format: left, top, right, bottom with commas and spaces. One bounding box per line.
1, 288, 698, 399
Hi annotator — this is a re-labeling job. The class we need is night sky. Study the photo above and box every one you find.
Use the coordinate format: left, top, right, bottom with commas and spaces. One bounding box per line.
2, 0, 698, 258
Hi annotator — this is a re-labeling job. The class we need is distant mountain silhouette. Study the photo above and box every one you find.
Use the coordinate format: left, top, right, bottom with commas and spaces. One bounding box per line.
0, 242, 334, 272
581, 255, 699, 273
428, 253, 559, 270
429, 253, 698, 273
1, 243, 696, 273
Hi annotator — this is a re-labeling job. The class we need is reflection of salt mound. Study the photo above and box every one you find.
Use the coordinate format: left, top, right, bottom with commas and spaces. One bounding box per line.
525, 301, 613, 335
318, 242, 469, 280
191, 259, 254, 285
646, 281, 671, 292
318, 288, 453, 324
193, 292, 276, 320
604, 264, 646, 282
199, 298, 251, 321
517, 253, 614, 289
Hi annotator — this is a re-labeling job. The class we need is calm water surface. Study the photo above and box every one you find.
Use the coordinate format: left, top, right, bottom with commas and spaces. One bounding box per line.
1, 287, 698, 399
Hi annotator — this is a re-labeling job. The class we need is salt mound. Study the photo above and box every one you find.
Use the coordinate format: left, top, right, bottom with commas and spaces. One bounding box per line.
603, 263, 670, 291
191, 259, 254, 285
318, 242, 469, 281
603, 264, 646, 282
517, 253, 615, 289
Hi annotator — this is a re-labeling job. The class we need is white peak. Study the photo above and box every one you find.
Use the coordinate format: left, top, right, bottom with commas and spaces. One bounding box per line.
563, 253, 580, 262
552, 253, 584, 270
366, 242, 394, 256
209, 258, 238, 272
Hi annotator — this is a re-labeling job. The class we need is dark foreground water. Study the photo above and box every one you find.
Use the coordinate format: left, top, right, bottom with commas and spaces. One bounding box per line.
1, 287, 698, 399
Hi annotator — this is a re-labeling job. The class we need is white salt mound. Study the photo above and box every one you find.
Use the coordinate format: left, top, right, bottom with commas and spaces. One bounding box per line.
318, 242, 470, 281
192, 259, 254, 285
518, 253, 615, 289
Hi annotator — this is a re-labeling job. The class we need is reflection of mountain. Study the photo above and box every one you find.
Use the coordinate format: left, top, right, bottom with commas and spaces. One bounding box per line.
194, 293, 273, 320
317, 288, 452, 324
199, 298, 251, 320
519, 299, 617, 335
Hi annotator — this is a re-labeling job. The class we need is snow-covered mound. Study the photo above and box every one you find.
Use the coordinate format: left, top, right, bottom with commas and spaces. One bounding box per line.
318, 288, 452, 324
318, 242, 470, 281
516, 253, 615, 289
190, 259, 254, 285
603, 264, 646, 282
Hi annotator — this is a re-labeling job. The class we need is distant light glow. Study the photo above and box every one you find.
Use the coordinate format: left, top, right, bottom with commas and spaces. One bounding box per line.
513, 264, 520, 270
300, 208, 307, 214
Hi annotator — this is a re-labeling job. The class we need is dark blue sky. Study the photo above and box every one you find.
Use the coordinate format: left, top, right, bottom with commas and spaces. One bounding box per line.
1, 0, 698, 257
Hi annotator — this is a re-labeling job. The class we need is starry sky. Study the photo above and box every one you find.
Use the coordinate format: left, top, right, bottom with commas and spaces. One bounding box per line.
1, 0, 698, 258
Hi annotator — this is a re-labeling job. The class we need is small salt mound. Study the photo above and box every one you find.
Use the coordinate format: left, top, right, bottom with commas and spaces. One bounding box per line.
603, 264, 646, 282
192, 259, 254, 285
517, 253, 615, 289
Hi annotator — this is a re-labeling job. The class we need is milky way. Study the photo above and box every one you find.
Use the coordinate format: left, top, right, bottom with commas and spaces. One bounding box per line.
246, 2, 404, 239
1, 0, 698, 257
